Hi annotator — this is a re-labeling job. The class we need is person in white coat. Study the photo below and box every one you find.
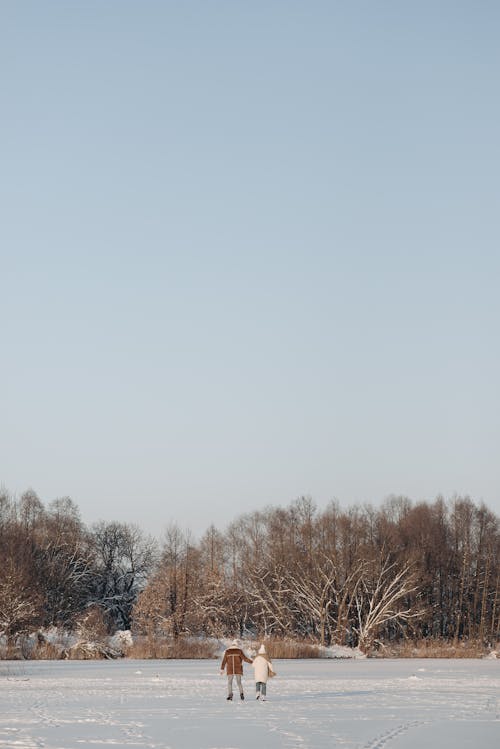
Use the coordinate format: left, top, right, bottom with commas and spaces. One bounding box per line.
252, 644, 275, 700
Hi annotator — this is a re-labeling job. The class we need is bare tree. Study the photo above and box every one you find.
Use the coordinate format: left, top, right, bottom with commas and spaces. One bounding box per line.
133, 525, 200, 639
89, 521, 157, 630
244, 557, 297, 637
0, 558, 42, 647
353, 556, 423, 651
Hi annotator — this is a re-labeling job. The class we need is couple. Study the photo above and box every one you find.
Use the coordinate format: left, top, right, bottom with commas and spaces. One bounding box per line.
220, 640, 275, 701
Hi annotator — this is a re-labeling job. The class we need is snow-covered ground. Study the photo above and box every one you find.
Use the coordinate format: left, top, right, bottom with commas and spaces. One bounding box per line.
1, 658, 498, 748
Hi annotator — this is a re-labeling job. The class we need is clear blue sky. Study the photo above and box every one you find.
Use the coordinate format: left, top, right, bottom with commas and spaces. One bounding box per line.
1, 1, 499, 537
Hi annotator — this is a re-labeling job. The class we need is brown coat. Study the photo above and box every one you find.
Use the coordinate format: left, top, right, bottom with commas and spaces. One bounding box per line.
220, 647, 253, 675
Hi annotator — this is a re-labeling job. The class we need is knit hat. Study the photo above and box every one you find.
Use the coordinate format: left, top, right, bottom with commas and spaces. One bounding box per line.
258, 644, 266, 654
230, 639, 240, 648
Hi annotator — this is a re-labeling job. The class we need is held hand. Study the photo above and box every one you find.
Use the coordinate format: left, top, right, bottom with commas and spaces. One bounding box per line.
220, 670, 224, 676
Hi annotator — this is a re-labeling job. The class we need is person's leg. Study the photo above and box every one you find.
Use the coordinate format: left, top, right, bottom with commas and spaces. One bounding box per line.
256, 681, 262, 698
261, 682, 267, 699
227, 674, 234, 699
235, 674, 243, 698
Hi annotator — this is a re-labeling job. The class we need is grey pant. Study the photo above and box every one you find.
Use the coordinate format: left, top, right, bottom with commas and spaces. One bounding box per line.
256, 681, 267, 696
227, 674, 243, 696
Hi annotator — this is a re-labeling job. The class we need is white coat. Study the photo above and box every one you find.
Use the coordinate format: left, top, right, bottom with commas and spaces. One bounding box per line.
252, 654, 273, 683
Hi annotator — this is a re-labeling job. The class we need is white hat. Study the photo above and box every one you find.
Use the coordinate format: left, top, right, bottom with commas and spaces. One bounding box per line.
230, 639, 239, 648
258, 644, 266, 654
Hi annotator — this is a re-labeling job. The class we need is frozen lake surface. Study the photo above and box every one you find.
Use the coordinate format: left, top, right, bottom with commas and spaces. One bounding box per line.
1, 658, 498, 748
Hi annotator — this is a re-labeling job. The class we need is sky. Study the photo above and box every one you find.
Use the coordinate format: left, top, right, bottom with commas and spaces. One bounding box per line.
1, 1, 499, 539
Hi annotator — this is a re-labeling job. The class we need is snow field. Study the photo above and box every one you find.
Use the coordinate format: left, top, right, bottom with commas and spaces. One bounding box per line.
0, 658, 498, 748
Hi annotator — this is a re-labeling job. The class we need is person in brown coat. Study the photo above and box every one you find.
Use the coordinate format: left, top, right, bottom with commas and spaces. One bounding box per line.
220, 639, 253, 700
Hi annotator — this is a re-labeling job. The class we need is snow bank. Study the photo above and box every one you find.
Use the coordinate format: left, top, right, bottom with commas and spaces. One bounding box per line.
319, 643, 366, 658
109, 629, 133, 652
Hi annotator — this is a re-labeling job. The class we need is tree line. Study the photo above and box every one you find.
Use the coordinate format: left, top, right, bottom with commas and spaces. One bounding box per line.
0, 489, 498, 652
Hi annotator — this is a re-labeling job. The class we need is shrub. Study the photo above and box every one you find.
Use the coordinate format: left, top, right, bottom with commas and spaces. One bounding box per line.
372, 638, 490, 658
252, 638, 321, 659
127, 636, 218, 659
